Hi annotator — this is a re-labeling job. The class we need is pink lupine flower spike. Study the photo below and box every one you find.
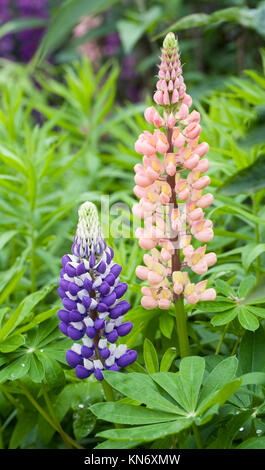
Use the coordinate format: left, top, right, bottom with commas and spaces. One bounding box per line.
133, 33, 216, 357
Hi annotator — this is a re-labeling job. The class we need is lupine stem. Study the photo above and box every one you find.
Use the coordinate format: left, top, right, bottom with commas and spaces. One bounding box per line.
253, 194, 261, 281
231, 338, 240, 356
17, 381, 83, 449
175, 297, 190, 358
167, 127, 190, 358
101, 380, 122, 429
30, 210, 36, 293
215, 322, 230, 355
101, 380, 115, 402
192, 423, 203, 449
42, 384, 73, 449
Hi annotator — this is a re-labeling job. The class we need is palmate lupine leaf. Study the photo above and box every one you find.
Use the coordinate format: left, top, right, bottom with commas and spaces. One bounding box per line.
91, 356, 242, 445
0, 318, 71, 384
201, 276, 265, 330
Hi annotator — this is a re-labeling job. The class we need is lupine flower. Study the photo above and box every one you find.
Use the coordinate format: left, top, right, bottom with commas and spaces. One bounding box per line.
104, 32, 120, 56
133, 33, 216, 308
58, 202, 137, 381
73, 15, 103, 63
0, 0, 14, 59
17, 0, 48, 62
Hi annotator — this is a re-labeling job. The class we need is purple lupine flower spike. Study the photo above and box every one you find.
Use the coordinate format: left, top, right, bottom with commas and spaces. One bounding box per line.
58, 202, 137, 381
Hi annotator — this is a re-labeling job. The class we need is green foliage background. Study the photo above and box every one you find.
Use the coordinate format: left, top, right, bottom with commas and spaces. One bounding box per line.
0, 0, 265, 450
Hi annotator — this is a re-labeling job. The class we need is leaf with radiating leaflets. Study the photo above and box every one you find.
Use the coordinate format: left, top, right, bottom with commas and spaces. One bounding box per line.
91, 402, 178, 425
238, 306, 259, 331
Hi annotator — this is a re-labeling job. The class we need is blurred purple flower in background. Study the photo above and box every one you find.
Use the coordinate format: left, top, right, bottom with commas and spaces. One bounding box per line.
0, 2, 141, 103
17, 0, 48, 62
0, 0, 49, 62
104, 32, 120, 56
0, 0, 14, 59
121, 55, 141, 102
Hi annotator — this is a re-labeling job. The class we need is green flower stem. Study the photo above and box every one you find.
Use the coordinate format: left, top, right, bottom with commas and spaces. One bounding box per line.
253, 194, 261, 280
101, 380, 115, 402
215, 322, 230, 355
0, 384, 23, 410
231, 337, 240, 356
17, 381, 83, 449
166, 126, 190, 358
192, 423, 203, 449
42, 384, 73, 449
175, 297, 190, 358
101, 380, 122, 429
30, 210, 36, 293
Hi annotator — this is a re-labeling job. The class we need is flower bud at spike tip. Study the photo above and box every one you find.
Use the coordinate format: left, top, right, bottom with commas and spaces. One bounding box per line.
58, 201, 137, 381
133, 32, 216, 308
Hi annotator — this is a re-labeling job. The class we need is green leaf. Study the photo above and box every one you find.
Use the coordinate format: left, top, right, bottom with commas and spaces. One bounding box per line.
91, 403, 178, 425
236, 437, 265, 449
238, 306, 259, 331
73, 406, 96, 440
0, 230, 18, 250
160, 348, 177, 372
197, 379, 242, 416
0, 355, 31, 383
0, 334, 25, 353
0, 144, 26, 175
34, 0, 119, 65
0, 268, 25, 305
151, 372, 189, 413
159, 314, 174, 339
240, 372, 265, 386
117, 7, 161, 54
95, 439, 141, 449
197, 298, 235, 312
243, 275, 265, 304
103, 371, 180, 415
216, 279, 236, 297
143, 338, 159, 374
246, 306, 265, 319
211, 308, 238, 326
179, 356, 205, 412
15, 306, 59, 335
28, 354, 45, 383
211, 195, 265, 227
238, 275, 256, 298
38, 354, 65, 389
9, 410, 37, 449
126, 361, 148, 375
219, 154, 265, 195
214, 410, 253, 449
154, 7, 254, 39
0, 18, 46, 40
239, 327, 265, 373
254, 4, 265, 37
199, 356, 238, 404
96, 418, 193, 442
0, 285, 54, 341
242, 245, 265, 272
155, 13, 210, 38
